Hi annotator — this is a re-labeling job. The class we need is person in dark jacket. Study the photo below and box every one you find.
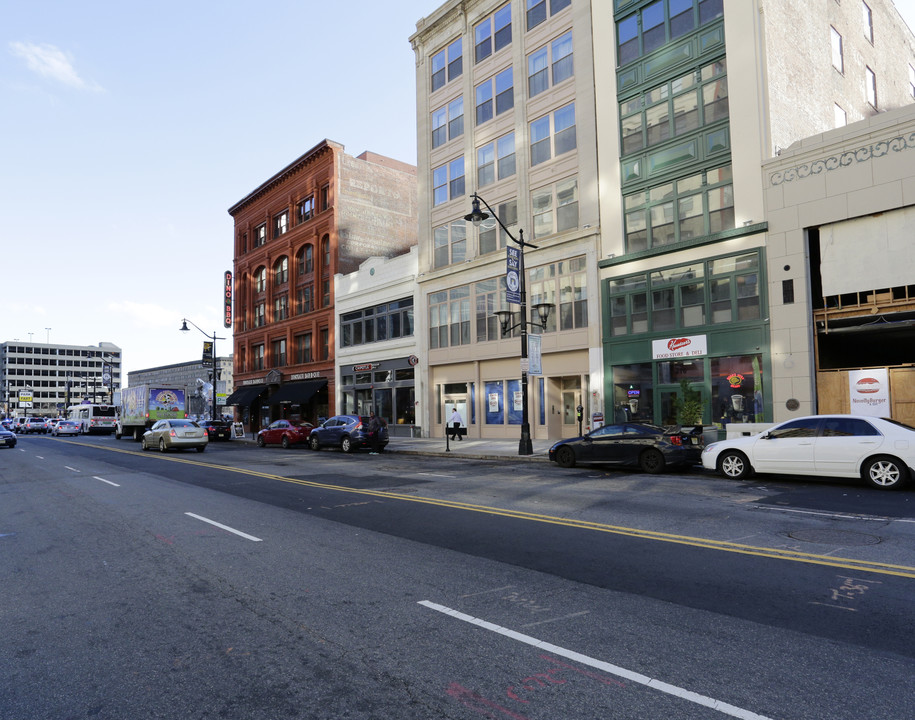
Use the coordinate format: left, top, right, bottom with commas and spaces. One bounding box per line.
367, 411, 384, 454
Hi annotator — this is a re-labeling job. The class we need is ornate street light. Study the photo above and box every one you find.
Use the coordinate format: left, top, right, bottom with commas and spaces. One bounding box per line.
465, 193, 553, 455
180, 319, 224, 421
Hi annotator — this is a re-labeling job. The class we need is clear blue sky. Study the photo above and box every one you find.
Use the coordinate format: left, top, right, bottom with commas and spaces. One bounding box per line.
3, 0, 915, 378
1, 0, 438, 376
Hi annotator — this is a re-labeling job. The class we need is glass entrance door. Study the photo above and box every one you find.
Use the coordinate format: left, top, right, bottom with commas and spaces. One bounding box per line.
658, 384, 705, 427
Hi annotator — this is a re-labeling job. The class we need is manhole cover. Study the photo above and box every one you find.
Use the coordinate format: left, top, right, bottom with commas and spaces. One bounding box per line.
787, 529, 881, 546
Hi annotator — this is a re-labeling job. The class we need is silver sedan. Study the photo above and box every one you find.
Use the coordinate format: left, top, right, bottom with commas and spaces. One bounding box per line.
142, 419, 208, 453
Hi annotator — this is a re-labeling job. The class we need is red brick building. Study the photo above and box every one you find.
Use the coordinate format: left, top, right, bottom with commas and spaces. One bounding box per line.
227, 140, 417, 432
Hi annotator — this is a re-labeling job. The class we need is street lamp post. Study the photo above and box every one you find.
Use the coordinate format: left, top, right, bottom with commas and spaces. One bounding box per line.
465, 193, 553, 456
180, 319, 224, 421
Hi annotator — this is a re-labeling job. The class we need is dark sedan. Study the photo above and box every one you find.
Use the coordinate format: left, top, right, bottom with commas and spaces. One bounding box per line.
256, 420, 314, 449
0, 427, 17, 448
199, 420, 233, 441
549, 422, 704, 472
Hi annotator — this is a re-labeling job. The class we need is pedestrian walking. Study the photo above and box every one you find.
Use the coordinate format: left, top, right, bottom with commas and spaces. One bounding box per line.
448, 407, 463, 441
367, 411, 384, 454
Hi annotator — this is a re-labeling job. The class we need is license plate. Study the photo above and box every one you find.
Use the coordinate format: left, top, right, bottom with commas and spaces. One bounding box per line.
690, 437, 699, 445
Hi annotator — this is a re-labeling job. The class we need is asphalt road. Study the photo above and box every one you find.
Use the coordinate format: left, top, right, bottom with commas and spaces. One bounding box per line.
2, 434, 914, 719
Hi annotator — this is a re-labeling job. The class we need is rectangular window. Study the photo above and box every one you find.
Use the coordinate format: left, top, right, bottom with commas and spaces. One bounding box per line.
497, 132, 516, 179
527, 0, 546, 30
254, 303, 266, 328
274, 295, 288, 322
297, 196, 314, 224
254, 224, 266, 247
494, 4, 512, 52
478, 198, 517, 254
863, 2, 873, 43
834, 103, 847, 128
475, 16, 492, 63
494, 67, 514, 115
322, 279, 330, 307
531, 177, 578, 239
477, 142, 495, 187
449, 156, 465, 200
432, 106, 447, 148
448, 97, 464, 140
296, 285, 313, 315
865, 66, 877, 107
433, 164, 448, 206
273, 210, 288, 239
448, 38, 462, 82
272, 339, 287, 367
296, 333, 312, 363
431, 48, 446, 92
253, 344, 265, 371
433, 220, 467, 268
528, 47, 548, 97
831, 26, 843, 73
553, 102, 576, 156
320, 329, 329, 361
320, 184, 329, 211
475, 80, 493, 125
551, 32, 573, 86
530, 115, 551, 166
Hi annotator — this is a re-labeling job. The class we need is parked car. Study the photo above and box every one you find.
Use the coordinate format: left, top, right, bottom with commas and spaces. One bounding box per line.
0, 427, 17, 448
549, 422, 704, 471
702, 414, 915, 490
199, 420, 233, 441
141, 419, 208, 453
23, 417, 49, 434
52, 420, 81, 437
308, 415, 388, 453
257, 419, 314, 449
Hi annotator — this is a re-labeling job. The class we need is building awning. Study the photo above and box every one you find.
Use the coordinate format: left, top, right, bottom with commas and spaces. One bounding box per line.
268, 380, 327, 405
224, 384, 267, 406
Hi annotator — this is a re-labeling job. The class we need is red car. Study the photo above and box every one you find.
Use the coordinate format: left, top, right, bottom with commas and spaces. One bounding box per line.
256, 420, 314, 449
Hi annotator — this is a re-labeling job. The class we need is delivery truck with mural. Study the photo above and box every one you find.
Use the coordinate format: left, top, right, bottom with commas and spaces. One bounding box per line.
115, 386, 188, 440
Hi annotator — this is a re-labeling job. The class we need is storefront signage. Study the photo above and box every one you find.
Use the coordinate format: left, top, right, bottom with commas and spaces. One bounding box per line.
506, 246, 521, 304
848, 368, 890, 417
651, 335, 708, 360
408, 355, 419, 366
727, 373, 745, 388
223, 271, 233, 328
353, 363, 377, 372
289, 371, 324, 381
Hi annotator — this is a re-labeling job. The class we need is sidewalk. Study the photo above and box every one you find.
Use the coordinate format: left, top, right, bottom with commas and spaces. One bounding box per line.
385, 434, 554, 462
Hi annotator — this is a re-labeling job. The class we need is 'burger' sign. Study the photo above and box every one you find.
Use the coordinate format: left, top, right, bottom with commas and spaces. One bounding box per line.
848, 369, 889, 417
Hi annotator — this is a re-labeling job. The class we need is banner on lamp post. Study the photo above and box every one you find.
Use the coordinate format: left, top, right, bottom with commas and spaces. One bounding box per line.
528, 333, 542, 375
506, 245, 521, 304
202, 341, 214, 363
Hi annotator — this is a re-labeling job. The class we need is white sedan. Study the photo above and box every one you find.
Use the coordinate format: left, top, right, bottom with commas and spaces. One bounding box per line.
701, 415, 915, 490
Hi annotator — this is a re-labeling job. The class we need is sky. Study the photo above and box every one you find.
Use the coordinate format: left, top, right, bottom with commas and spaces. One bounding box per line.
1, 0, 439, 376
3, 0, 915, 379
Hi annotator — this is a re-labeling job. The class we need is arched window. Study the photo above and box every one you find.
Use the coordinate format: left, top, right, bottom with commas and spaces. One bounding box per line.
274, 256, 289, 285
254, 266, 267, 293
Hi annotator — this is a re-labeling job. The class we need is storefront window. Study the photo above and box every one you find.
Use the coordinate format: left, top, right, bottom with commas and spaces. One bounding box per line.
507, 379, 522, 424
612, 363, 653, 422
395, 387, 415, 425
485, 381, 504, 424
658, 359, 704, 383
711, 355, 763, 425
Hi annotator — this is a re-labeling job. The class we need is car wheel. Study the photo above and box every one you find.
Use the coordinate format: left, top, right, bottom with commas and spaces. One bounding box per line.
256, 435, 265, 447
196, 445, 206, 453
863, 456, 907, 490
341, 436, 353, 453
159, 438, 167, 453
718, 450, 751, 479
639, 448, 666, 474
309, 435, 320, 451
282, 435, 290, 449
141, 438, 149, 451
554, 446, 576, 469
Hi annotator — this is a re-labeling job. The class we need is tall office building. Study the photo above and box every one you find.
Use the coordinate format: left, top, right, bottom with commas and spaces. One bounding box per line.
1, 341, 122, 417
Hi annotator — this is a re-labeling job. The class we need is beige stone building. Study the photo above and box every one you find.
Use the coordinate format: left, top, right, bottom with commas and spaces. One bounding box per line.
764, 103, 915, 424
411, 0, 602, 443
